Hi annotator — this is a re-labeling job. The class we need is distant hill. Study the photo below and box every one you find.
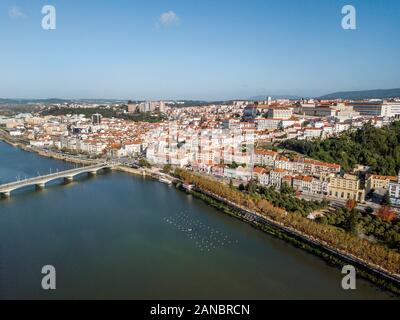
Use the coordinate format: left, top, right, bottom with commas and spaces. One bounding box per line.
0, 98, 127, 105
0, 98, 72, 105
0, 98, 23, 104
319, 88, 400, 100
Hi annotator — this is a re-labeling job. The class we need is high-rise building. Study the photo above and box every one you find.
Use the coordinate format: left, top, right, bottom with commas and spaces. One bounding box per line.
145, 101, 151, 112
159, 101, 166, 113
128, 101, 138, 113
91, 113, 102, 125
135, 101, 166, 113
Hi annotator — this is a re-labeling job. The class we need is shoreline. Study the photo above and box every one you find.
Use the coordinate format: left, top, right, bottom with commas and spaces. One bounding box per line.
187, 189, 400, 295
0, 133, 162, 179
1, 133, 400, 296
0, 132, 96, 166
173, 182, 400, 296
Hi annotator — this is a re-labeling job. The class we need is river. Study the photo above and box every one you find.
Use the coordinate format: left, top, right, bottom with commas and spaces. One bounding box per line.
0, 141, 397, 299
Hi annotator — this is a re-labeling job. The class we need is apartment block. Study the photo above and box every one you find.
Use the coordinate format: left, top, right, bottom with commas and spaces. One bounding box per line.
328, 174, 365, 202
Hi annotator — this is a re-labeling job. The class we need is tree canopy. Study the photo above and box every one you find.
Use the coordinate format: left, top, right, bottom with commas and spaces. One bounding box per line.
279, 121, 400, 175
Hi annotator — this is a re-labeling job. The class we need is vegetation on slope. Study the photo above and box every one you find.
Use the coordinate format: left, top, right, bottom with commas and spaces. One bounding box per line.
279, 121, 400, 175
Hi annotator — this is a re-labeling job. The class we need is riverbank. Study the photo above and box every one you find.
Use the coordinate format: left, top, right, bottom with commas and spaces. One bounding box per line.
0, 132, 164, 178
2, 131, 399, 296
2, 141, 393, 300
0, 132, 96, 166
174, 181, 400, 296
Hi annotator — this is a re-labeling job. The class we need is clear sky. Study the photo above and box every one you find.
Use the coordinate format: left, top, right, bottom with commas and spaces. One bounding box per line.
1, 0, 399, 100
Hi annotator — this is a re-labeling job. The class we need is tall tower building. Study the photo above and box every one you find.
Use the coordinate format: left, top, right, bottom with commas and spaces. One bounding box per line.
128, 101, 137, 113
159, 101, 166, 113
91, 113, 102, 125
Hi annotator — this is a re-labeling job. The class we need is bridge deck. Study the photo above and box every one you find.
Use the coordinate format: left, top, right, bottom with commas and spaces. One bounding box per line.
0, 163, 112, 195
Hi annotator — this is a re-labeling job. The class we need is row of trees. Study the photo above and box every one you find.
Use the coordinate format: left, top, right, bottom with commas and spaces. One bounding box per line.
279, 121, 400, 175
174, 169, 400, 275
317, 206, 400, 251
240, 181, 329, 217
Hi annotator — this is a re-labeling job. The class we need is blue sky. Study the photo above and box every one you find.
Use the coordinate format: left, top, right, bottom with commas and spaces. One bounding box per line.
0, 0, 399, 100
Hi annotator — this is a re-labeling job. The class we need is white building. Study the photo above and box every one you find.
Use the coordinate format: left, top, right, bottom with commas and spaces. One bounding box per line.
255, 118, 283, 131
259, 173, 270, 186
269, 169, 289, 189
266, 108, 293, 119
254, 149, 278, 167
389, 172, 400, 207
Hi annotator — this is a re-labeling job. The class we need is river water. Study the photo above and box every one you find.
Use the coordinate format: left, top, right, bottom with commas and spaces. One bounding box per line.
0, 141, 397, 299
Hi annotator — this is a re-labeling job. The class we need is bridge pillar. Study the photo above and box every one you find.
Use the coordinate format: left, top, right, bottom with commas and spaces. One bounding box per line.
1, 191, 11, 198
64, 177, 73, 184
89, 171, 98, 176
36, 183, 46, 190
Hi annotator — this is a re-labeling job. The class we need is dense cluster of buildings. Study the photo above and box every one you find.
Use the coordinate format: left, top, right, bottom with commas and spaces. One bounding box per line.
4, 113, 149, 158
2, 97, 400, 207
298, 99, 400, 119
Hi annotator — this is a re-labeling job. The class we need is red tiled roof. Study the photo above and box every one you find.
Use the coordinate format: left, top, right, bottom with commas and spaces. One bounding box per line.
253, 167, 267, 174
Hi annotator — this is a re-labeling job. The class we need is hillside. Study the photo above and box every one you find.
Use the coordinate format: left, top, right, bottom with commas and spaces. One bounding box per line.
279, 121, 400, 176
319, 88, 400, 100
0, 98, 126, 105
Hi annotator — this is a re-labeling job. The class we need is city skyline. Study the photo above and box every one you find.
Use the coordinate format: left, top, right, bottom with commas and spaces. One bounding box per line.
1, 0, 400, 100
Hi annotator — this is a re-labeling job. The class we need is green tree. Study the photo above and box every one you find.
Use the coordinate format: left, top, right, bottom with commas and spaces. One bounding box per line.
246, 180, 258, 194
139, 159, 152, 168
163, 164, 172, 174
280, 182, 296, 196
279, 121, 400, 175
228, 161, 239, 169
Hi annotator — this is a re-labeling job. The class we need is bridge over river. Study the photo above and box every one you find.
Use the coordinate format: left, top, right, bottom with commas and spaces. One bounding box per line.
0, 163, 113, 197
